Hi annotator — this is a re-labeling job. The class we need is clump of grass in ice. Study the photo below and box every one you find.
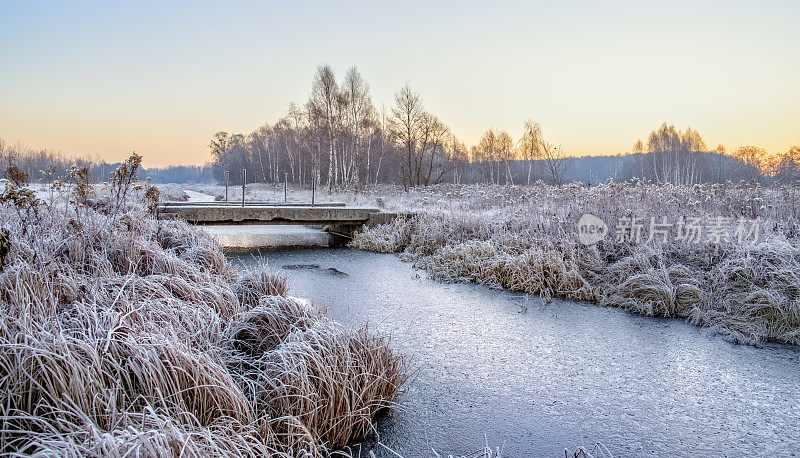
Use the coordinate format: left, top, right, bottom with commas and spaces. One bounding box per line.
601, 246, 704, 317
226, 295, 321, 354
256, 322, 408, 451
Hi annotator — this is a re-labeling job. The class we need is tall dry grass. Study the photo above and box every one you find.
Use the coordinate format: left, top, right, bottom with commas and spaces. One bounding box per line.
0, 184, 407, 456
351, 182, 800, 345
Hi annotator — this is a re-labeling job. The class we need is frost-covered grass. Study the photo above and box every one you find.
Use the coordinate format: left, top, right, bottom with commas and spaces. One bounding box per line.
0, 187, 407, 456
351, 182, 800, 345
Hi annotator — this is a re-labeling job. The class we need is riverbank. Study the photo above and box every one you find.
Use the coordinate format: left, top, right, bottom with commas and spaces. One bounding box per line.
351, 183, 800, 345
0, 175, 407, 456
243, 247, 800, 456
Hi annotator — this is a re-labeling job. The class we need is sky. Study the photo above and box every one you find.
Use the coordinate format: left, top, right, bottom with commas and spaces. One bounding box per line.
1, 0, 798, 167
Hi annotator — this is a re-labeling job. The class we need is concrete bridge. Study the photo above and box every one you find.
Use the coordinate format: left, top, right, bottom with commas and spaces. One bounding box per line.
157, 201, 403, 247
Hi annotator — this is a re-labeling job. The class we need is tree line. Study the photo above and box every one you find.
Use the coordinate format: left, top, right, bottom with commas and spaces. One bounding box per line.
210, 65, 799, 188
626, 123, 800, 185
0, 138, 214, 184
4, 64, 798, 187
208, 65, 466, 190
208, 65, 578, 188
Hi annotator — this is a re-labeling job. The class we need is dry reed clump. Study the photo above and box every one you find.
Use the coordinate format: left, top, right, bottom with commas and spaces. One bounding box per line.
405, 211, 492, 258
236, 268, 289, 306
600, 246, 705, 317
350, 183, 800, 345
255, 322, 408, 452
417, 239, 598, 301
693, 240, 800, 344
226, 296, 322, 355
24, 411, 279, 457
349, 216, 415, 253
600, 240, 800, 343
0, 322, 251, 436
0, 188, 407, 456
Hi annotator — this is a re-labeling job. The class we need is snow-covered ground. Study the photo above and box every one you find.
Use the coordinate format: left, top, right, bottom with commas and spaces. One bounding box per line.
183, 189, 215, 202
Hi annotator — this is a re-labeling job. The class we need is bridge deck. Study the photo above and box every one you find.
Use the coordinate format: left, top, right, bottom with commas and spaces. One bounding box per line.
160, 201, 347, 207
157, 203, 382, 225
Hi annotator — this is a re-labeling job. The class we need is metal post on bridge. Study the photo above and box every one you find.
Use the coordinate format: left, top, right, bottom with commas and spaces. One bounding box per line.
241, 169, 246, 207
311, 177, 315, 206
284, 173, 288, 203
224, 171, 229, 201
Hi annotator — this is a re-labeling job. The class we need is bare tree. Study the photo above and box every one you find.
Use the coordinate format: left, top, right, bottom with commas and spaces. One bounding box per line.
644, 123, 707, 185
733, 145, 767, 183
476, 129, 497, 184
209, 131, 231, 182
518, 120, 544, 184
373, 104, 389, 185
310, 65, 339, 190
542, 141, 571, 185
419, 113, 451, 185
390, 83, 424, 190
448, 134, 469, 184
342, 66, 374, 187
774, 145, 800, 184
632, 138, 645, 179
497, 131, 514, 184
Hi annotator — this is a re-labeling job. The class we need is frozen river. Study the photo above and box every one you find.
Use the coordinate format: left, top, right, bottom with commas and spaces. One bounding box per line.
232, 248, 800, 457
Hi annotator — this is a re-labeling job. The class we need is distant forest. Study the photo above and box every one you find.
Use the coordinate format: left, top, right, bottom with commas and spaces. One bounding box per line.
3, 65, 799, 187
0, 139, 215, 184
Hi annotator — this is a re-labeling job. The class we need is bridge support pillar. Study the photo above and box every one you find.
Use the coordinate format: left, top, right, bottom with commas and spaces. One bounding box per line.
324, 224, 360, 247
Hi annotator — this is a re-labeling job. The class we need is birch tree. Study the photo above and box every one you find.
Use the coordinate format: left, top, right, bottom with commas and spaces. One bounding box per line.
342, 66, 374, 186
518, 120, 544, 184
310, 65, 339, 190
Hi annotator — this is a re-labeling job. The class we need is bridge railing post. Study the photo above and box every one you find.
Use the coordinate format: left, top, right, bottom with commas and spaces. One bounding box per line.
284, 172, 288, 203
242, 169, 246, 207
311, 177, 315, 206
224, 171, 229, 202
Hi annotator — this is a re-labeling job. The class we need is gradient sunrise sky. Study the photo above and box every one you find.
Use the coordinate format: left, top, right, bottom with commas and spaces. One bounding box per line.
1, 0, 798, 167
